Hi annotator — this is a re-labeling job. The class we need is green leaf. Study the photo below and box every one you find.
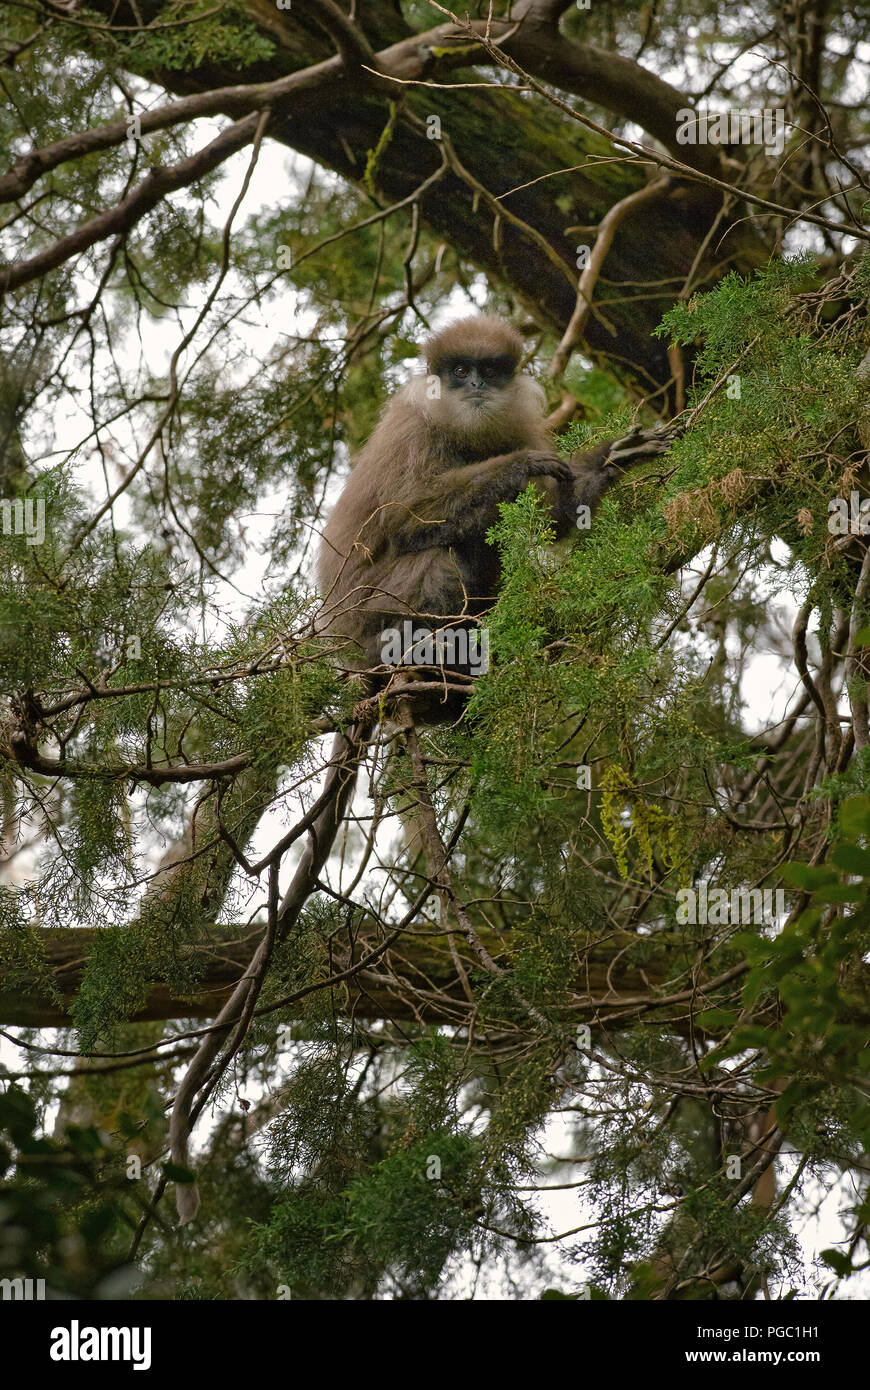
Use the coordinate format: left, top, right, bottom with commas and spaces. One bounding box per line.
780, 861, 838, 889
694, 1008, 738, 1031
814, 884, 865, 903
831, 841, 870, 875
163, 1162, 197, 1184
776, 1078, 820, 1119
732, 1025, 773, 1049
840, 796, 870, 839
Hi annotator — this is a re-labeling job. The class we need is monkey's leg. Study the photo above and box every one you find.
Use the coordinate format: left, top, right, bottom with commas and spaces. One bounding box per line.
337, 548, 477, 671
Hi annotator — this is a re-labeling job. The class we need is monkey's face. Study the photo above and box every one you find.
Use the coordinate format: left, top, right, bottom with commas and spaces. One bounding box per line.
434, 353, 519, 435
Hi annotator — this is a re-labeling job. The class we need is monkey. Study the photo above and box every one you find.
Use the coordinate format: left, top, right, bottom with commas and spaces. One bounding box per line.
316, 314, 674, 691
311, 315, 677, 875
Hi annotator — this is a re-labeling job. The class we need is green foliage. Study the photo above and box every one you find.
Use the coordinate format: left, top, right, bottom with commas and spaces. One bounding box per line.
114, 1, 275, 73
0, 898, 61, 1009
0, 1086, 134, 1298
656, 256, 818, 372
239, 1034, 487, 1298
706, 796, 870, 1150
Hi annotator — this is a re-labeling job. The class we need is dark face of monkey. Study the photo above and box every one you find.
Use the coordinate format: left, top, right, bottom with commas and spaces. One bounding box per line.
440, 353, 518, 411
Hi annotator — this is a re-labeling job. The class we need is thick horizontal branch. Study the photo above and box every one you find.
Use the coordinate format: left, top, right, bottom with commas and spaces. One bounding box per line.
0, 924, 762, 1037
4, 5, 718, 200
4, 739, 253, 786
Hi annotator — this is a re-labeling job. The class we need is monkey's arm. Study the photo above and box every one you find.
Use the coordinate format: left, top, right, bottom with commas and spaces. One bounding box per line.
549, 423, 679, 538
389, 449, 572, 553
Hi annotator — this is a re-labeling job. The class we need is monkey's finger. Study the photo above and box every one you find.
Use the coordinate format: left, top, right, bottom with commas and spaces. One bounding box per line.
526, 453, 574, 481
607, 443, 669, 464
607, 427, 677, 464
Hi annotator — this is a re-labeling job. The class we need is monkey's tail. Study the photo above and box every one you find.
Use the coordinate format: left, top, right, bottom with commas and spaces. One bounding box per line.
399, 797, 432, 874
168, 723, 367, 1224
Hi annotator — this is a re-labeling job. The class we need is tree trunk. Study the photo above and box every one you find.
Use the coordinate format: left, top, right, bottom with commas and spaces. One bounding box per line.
76, 0, 770, 393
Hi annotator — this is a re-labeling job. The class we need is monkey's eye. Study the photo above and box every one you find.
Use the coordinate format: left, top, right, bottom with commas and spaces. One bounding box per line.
481, 364, 497, 379
452, 364, 468, 379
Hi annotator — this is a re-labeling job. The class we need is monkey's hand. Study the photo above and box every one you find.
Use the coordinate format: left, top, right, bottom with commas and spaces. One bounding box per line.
492, 451, 576, 518
523, 451, 575, 483
604, 422, 681, 469
547, 423, 681, 538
